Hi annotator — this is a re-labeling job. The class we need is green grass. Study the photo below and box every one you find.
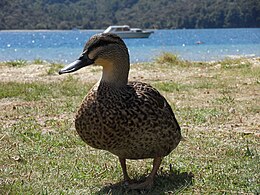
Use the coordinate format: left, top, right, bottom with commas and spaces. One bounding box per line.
153, 81, 187, 92
47, 62, 64, 75
0, 76, 91, 101
0, 57, 259, 194
180, 107, 225, 125
155, 52, 191, 67
1, 116, 258, 194
219, 57, 251, 69
33, 58, 45, 64
155, 52, 210, 68
3, 59, 28, 67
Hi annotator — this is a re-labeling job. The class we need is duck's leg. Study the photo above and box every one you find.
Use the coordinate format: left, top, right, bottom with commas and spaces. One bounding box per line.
129, 157, 162, 190
119, 157, 132, 185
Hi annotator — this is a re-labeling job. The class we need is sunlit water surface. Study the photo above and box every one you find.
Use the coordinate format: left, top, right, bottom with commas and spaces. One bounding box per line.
0, 28, 259, 63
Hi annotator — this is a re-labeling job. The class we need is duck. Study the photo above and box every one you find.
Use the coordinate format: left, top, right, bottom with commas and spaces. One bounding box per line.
59, 33, 182, 190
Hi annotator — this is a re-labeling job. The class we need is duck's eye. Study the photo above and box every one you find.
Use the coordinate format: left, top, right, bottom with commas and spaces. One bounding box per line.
78, 50, 94, 61
89, 41, 113, 53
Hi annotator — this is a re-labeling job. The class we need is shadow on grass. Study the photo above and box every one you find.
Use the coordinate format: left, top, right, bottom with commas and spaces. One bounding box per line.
96, 170, 194, 195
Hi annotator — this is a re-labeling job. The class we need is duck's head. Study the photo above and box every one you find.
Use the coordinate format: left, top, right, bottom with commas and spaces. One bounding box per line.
59, 33, 130, 86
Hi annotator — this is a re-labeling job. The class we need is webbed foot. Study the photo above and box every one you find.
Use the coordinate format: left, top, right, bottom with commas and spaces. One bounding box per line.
128, 177, 154, 190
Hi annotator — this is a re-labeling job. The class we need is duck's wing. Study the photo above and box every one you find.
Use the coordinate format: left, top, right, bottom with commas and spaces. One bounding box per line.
129, 81, 181, 131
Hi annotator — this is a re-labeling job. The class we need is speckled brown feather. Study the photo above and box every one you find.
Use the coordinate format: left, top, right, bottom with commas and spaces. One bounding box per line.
75, 81, 181, 159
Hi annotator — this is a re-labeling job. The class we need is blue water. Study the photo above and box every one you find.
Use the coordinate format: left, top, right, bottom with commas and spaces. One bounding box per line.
0, 28, 259, 63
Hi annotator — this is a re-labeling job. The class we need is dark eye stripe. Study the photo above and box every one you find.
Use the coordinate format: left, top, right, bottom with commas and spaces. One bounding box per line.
86, 33, 125, 53
88, 39, 112, 52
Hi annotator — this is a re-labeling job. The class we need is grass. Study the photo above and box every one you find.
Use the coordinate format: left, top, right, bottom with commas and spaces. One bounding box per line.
153, 81, 187, 92
0, 59, 46, 68
33, 58, 45, 64
219, 57, 251, 69
155, 52, 191, 67
155, 52, 209, 68
0, 56, 259, 194
0, 76, 91, 101
3, 59, 28, 67
47, 62, 64, 75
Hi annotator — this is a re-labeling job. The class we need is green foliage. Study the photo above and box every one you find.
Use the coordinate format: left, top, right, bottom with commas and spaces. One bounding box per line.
0, 76, 91, 101
5, 59, 27, 67
155, 52, 191, 67
181, 107, 224, 125
154, 81, 187, 92
220, 57, 251, 69
33, 58, 45, 64
47, 62, 64, 75
0, 0, 259, 30
156, 52, 180, 64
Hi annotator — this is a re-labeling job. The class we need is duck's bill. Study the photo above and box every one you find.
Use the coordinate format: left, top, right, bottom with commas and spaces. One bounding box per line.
59, 57, 94, 75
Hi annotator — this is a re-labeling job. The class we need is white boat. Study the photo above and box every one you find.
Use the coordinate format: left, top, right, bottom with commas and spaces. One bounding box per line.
103, 25, 154, 39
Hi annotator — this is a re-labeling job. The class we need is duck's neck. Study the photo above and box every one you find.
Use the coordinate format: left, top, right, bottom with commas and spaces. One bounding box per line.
100, 59, 130, 87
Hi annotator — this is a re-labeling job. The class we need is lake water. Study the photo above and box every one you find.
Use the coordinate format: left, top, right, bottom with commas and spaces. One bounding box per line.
0, 28, 259, 63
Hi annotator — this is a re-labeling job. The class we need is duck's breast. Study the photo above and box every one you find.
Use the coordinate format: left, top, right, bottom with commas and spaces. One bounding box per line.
75, 82, 182, 159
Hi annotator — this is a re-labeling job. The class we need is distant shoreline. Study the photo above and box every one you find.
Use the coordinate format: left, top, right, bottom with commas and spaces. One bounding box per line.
0, 27, 259, 33
0, 29, 104, 32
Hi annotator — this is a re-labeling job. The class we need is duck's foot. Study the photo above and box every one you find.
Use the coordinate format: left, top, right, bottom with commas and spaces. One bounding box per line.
119, 157, 136, 187
128, 157, 162, 190
121, 179, 135, 187
128, 177, 154, 190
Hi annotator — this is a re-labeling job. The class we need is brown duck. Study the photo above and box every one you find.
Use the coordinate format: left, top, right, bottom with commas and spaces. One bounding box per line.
59, 33, 182, 189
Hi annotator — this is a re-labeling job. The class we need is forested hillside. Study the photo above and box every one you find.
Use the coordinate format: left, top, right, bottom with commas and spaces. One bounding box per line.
0, 0, 259, 30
